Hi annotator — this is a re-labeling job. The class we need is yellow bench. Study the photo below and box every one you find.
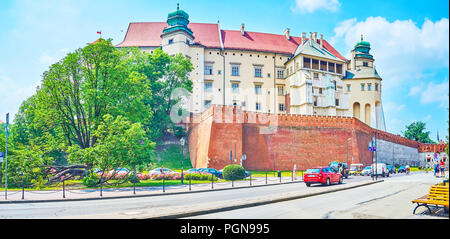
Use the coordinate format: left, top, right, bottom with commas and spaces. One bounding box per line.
412, 185, 449, 214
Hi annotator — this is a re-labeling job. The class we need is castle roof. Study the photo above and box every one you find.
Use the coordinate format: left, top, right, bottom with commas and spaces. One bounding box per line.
116, 22, 347, 60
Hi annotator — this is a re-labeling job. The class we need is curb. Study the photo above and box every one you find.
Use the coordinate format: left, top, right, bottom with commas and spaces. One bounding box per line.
146, 180, 384, 219
0, 179, 304, 204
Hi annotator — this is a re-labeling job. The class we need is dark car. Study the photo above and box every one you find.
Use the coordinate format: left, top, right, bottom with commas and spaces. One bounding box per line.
197, 168, 223, 179
387, 165, 396, 174
329, 162, 349, 179
398, 166, 406, 173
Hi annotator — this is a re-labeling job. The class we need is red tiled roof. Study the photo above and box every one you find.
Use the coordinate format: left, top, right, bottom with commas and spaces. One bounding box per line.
116, 22, 347, 61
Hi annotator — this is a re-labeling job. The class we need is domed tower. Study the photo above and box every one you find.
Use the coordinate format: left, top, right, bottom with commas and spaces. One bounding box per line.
160, 4, 194, 55
343, 35, 386, 131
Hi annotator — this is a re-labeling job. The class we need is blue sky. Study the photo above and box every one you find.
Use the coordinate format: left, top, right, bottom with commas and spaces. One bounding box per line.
0, 0, 448, 140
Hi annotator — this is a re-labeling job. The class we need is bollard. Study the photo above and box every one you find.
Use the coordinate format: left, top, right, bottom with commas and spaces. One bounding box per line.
63, 180, 65, 199
163, 175, 165, 193
250, 173, 252, 186
265, 170, 268, 184
189, 176, 191, 191
232, 172, 234, 187
211, 174, 214, 189
100, 179, 103, 197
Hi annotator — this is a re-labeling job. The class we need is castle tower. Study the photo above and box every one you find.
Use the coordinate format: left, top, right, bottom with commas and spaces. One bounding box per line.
160, 4, 194, 55
343, 36, 386, 130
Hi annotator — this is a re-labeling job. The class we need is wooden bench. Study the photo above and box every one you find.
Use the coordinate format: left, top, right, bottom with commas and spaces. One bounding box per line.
412, 185, 449, 214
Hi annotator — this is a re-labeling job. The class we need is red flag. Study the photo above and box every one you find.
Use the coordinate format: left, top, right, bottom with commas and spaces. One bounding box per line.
97, 31, 102, 34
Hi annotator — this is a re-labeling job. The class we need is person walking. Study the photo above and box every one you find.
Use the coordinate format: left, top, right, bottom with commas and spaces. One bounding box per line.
439, 160, 445, 177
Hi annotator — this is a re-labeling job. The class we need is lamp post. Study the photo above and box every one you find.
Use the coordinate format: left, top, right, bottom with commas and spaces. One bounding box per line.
180, 138, 185, 184
4, 113, 9, 200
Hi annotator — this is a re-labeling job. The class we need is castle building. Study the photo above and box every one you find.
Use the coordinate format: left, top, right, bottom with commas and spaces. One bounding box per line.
117, 6, 385, 130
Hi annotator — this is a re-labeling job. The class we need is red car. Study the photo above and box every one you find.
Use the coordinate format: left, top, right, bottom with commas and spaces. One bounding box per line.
304, 166, 343, 187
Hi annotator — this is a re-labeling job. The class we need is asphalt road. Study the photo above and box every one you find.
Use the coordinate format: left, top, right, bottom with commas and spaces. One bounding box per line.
186, 172, 446, 219
0, 172, 443, 219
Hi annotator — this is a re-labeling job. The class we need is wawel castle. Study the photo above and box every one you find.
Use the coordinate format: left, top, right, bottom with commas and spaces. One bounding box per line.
117, 6, 386, 131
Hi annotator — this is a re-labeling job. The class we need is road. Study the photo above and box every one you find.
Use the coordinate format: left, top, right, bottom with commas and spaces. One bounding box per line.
186, 172, 446, 219
0, 172, 444, 219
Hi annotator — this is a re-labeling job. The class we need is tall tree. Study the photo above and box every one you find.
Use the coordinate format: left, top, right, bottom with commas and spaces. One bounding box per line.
402, 121, 435, 144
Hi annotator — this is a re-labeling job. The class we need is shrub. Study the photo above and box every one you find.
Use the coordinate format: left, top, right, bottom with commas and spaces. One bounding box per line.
222, 164, 246, 180
151, 173, 182, 180
184, 172, 217, 181
82, 173, 100, 187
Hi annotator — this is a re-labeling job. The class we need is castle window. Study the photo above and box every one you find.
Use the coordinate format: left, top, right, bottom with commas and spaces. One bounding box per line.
231, 65, 240, 76
347, 84, 351, 92
255, 85, 262, 95
319, 88, 322, 94
204, 64, 213, 75
361, 83, 365, 91
303, 57, 311, 68
168, 38, 174, 45
335, 99, 339, 106
328, 62, 335, 73
204, 100, 212, 108
312, 59, 319, 70
367, 83, 372, 91
320, 61, 327, 71
232, 83, 239, 93
277, 86, 284, 96
363, 62, 368, 67
204, 82, 213, 92
336, 64, 342, 74
375, 84, 378, 91
254, 66, 262, 77
276, 69, 284, 79
279, 104, 286, 111
256, 102, 261, 111
313, 72, 319, 80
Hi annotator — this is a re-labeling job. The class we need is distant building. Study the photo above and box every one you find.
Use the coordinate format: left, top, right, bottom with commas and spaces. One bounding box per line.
117, 5, 385, 130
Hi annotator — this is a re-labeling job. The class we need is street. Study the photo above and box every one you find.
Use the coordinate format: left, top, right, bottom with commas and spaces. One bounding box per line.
186, 172, 446, 219
0, 172, 446, 219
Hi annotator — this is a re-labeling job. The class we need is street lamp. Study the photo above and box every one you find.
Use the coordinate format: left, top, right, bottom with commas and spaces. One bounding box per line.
180, 137, 185, 184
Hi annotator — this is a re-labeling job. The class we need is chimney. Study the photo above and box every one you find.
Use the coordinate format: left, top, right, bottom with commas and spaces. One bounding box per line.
301, 32, 306, 44
314, 32, 318, 42
309, 32, 313, 46
284, 28, 290, 40
320, 34, 323, 48
240, 23, 245, 36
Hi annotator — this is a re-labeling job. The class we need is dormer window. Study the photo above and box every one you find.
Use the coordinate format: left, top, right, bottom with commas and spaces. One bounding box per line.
363, 62, 368, 67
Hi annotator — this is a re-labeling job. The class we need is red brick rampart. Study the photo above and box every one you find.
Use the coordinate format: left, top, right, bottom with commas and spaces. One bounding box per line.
186, 105, 425, 170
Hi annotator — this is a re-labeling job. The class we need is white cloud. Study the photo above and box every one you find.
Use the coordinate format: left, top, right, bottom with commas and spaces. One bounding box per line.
331, 17, 449, 89
419, 79, 449, 107
293, 0, 341, 13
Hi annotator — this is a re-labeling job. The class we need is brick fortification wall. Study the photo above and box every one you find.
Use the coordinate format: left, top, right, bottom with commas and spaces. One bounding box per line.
186, 105, 423, 170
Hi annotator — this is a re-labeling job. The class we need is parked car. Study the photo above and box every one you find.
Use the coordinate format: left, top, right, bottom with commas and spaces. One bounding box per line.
387, 165, 396, 174
329, 162, 349, 178
185, 168, 200, 174
148, 167, 176, 176
361, 166, 371, 176
304, 166, 343, 187
197, 168, 223, 179
370, 163, 389, 177
349, 164, 364, 175
398, 166, 406, 173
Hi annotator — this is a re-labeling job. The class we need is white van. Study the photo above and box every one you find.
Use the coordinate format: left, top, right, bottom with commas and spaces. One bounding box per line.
371, 163, 389, 177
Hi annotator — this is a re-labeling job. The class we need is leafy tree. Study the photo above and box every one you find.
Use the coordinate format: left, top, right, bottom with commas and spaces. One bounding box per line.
402, 121, 435, 144
36, 38, 152, 150
126, 48, 193, 141
67, 114, 154, 185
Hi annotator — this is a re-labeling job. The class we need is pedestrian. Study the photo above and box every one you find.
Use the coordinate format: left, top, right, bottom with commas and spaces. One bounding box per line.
433, 163, 438, 177
439, 160, 445, 177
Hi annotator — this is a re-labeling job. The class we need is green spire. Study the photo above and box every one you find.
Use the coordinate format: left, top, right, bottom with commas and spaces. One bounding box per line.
163, 4, 193, 37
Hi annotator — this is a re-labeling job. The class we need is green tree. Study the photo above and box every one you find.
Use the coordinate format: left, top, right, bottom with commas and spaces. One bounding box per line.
67, 114, 154, 185
36, 38, 152, 150
402, 121, 435, 144
126, 48, 193, 141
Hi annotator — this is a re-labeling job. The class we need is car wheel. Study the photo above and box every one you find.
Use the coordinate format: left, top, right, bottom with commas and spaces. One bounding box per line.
305, 183, 310, 187
339, 176, 343, 184
326, 178, 330, 186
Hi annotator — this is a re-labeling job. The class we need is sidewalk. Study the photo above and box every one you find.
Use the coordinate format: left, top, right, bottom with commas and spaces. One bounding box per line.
0, 176, 304, 203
